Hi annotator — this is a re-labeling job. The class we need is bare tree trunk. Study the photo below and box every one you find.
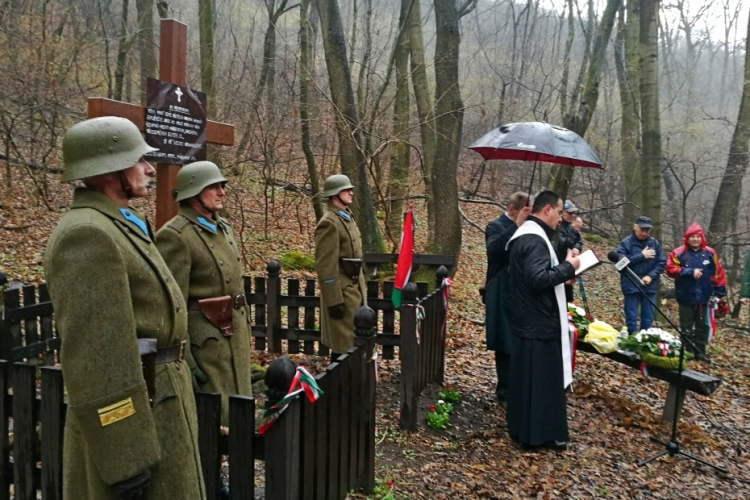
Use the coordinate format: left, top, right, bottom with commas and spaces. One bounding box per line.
559, 0, 574, 117
314, 0, 384, 252
547, 0, 621, 199
639, 0, 662, 241
198, 0, 218, 162
708, 8, 750, 254
300, 0, 323, 221
385, 0, 412, 243
114, 0, 131, 101
235, 1, 296, 159
616, 0, 641, 233
407, 0, 436, 243
356, 0, 373, 117
431, 0, 467, 271
135, 0, 156, 105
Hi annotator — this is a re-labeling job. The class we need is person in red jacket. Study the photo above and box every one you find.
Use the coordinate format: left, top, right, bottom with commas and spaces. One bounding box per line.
666, 223, 726, 357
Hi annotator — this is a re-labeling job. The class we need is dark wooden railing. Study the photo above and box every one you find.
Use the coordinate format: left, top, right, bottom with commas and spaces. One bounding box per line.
0, 306, 379, 500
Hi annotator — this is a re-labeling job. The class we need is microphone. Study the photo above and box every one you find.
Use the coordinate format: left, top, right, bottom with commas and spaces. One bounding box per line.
607, 251, 645, 287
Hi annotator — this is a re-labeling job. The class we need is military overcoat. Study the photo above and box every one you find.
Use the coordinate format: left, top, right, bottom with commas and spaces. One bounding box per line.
155, 206, 253, 424
43, 188, 206, 500
314, 205, 367, 353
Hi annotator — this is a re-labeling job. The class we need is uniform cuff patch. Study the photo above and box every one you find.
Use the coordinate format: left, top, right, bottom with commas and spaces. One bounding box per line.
98, 397, 136, 426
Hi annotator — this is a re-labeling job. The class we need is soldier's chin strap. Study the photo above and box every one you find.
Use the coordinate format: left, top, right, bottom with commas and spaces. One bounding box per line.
118, 170, 136, 199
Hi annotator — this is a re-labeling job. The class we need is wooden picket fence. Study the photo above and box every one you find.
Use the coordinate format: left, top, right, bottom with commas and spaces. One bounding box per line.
0, 330, 377, 500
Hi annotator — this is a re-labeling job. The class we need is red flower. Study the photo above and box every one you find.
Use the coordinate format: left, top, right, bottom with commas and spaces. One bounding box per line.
445, 384, 451, 388
430, 404, 436, 412
386, 481, 393, 487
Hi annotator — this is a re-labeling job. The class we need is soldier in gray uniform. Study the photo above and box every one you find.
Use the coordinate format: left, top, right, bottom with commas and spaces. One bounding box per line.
155, 161, 253, 426
314, 174, 368, 359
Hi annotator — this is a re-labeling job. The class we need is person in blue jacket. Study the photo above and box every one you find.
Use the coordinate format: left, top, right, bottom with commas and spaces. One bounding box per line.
666, 223, 726, 357
615, 216, 667, 333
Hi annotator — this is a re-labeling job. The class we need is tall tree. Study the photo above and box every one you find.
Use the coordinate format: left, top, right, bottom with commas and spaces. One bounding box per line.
135, 0, 156, 104
300, 0, 323, 220
547, 0, 621, 198
385, 0, 412, 242
313, 0, 384, 252
615, 0, 641, 234
407, 0, 436, 242
198, 0, 216, 119
639, 0, 662, 240
430, 0, 476, 270
708, 8, 750, 255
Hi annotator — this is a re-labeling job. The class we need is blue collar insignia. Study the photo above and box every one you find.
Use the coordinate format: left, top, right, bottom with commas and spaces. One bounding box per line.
337, 210, 351, 222
119, 208, 148, 236
197, 216, 217, 234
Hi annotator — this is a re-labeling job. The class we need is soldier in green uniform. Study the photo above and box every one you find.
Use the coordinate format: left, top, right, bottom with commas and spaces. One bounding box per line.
43, 117, 206, 500
155, 161, 252, 426
314, 174, 367, 358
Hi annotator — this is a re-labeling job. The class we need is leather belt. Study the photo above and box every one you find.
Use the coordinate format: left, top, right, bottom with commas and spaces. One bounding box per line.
187, 294, 247, 310
155, 340, 187, 365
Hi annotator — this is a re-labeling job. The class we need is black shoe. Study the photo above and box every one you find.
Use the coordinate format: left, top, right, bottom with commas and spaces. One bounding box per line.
543, 440, 568, 451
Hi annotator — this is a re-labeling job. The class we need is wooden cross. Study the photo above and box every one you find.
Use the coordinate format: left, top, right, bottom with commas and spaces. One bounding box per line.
88, 19, 234, 229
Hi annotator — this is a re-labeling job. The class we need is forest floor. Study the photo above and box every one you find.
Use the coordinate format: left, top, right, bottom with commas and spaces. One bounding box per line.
2, 174, 750, 499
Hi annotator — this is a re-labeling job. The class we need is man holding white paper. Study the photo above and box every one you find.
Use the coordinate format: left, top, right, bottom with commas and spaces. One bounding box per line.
507, 191, 580, 450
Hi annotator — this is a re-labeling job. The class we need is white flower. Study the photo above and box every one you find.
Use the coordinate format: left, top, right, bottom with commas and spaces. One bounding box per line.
576, 306, 586, 317
437, 400, 444, 405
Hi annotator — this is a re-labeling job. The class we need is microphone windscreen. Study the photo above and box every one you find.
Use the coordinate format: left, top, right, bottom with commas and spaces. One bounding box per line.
607, 250, 620, 263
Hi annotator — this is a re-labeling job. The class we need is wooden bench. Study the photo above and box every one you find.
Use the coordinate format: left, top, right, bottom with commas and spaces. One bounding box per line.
576, 339, 721, 422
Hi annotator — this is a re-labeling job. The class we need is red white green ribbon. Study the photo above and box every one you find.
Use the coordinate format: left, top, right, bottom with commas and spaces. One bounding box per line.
657, 342, 669, 357
706, 299, 718, 342
639, 363, 649, 378
258, 366, 323, 435
442, 277, 454, 310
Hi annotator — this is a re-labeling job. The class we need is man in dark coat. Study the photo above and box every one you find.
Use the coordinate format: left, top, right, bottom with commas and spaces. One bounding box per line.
507, 191, 580, 450
615, 216, 666, 333
556, 200, 583, 303
484, 192, 529, 406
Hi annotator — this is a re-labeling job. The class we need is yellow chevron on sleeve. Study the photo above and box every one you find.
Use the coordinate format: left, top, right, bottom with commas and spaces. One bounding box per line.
97, 397, 136, 427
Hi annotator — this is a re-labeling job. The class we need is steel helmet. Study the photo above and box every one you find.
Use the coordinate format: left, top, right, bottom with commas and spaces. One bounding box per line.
174, 161, 228, 202
61, 116, 157, 182
322, 174, 355, 198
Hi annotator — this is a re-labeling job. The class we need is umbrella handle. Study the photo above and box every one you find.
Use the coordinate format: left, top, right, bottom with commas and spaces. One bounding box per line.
527, 161, 537, 202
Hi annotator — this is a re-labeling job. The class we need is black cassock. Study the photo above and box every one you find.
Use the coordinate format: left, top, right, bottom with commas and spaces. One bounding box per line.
506, 217, 576, 446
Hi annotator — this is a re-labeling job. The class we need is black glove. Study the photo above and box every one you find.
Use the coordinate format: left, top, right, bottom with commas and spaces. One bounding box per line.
113, 470, 151, 500
479, 287, 486, 304
328, 304, 345, 320
191, 365, 208, 391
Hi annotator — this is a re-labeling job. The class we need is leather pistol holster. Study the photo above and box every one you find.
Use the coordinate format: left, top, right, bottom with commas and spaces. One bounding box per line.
340, 258, 363, 281
196, 295, 234, 337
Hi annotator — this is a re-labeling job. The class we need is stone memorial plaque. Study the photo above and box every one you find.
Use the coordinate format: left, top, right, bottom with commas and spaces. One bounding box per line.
144, 77, 207, 164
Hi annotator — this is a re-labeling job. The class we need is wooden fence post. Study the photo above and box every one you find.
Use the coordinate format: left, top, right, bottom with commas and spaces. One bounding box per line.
40, 367, 65, 500
265, 398, 301, 500
354, 306, 377, 494
435, 265, 449, 385
228, 395, 255, 500
399, 282, 419, 431
0, 360, 9, 500
266, 260, 282, 353
195, 392, 222, 500
12, 363, 35, 500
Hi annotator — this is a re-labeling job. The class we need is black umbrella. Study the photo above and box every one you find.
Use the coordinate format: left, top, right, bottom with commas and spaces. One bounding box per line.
469, 122, 603, 196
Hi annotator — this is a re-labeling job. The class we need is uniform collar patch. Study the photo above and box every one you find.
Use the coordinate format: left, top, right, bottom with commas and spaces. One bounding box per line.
197, 216, 217, 234
118, 208, 148, 237
337, 210, 352, 222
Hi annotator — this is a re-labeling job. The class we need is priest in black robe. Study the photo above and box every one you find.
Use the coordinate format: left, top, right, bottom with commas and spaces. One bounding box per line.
506, 191, 580, 450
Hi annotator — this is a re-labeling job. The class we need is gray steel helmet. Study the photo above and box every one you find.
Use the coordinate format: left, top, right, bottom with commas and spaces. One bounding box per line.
174, 161, 228, 202
322, 174, 355, 198
61, 116, 157, 182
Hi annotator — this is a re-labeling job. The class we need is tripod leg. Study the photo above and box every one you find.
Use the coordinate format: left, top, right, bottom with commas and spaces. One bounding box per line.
637, 450, 670, 467
676, 449, 728, 473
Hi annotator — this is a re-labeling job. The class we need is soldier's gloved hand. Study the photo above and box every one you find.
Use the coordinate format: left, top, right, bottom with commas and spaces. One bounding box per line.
328, 304, 346, 320
113, 469, 151, 500
191, 365, 208, 391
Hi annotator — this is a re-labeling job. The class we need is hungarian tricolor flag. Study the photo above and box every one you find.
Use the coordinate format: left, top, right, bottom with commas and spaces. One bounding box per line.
392, 207, 414, 308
